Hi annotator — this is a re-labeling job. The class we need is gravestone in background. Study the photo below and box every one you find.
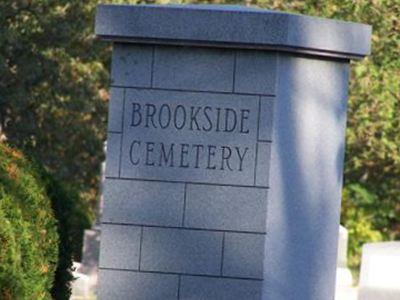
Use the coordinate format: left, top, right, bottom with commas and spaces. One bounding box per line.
95, 5, 371, 300
359, 242, 400, 300
335, 226, 356, 300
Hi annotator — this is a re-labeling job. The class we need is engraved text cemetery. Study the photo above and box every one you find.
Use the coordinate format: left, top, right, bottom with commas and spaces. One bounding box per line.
128, 100, 251, 172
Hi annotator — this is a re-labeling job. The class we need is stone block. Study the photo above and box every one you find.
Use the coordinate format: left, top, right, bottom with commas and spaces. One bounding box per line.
99, 224, 141, 270
111, 43, 153, 87
107, 87, 124, 132
153, 46, 234, 92
99, 269, 178, 300
180, 276, 262, 300
103, 179, 185, 227
96, 5, 371, 58
255, 142, 271, 187
185, 184, 267, 232
222, 232, 265, 279
235, 51, 277, 95
258, 97, 274, 141
141, 227, 223, 275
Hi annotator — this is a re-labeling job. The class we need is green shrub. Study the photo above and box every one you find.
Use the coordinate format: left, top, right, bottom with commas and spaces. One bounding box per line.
0, 143, 59, 299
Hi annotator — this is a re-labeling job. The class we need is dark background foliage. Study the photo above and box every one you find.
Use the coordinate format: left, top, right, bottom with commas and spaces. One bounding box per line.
38, 166, 91, 300
0, 0, 110, 212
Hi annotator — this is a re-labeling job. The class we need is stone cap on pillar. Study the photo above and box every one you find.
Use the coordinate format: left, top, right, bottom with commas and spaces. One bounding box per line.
95, 4, 371, 60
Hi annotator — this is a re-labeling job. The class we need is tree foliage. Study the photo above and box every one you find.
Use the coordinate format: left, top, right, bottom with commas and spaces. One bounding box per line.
0, 0, 109, 210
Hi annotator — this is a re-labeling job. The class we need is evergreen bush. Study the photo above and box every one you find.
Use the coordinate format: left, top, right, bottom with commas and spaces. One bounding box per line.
0, 143, 59, 299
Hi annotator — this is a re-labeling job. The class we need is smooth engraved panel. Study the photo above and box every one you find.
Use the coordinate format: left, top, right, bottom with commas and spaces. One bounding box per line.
119, 89, 266, 186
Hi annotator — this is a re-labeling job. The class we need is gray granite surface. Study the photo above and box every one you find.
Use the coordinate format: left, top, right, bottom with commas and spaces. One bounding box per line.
185, 185, 268, 232
96, 4, 371, 59
96, 5, 370, 299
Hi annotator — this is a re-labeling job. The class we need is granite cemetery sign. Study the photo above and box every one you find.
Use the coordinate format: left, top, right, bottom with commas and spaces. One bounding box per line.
95, 5, 371, 300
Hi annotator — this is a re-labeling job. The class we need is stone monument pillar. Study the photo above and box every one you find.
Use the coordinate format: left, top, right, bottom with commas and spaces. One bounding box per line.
95, 5, 371, 300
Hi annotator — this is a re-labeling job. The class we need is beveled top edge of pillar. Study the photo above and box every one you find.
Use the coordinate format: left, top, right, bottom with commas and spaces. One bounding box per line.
95, 4, 371, 60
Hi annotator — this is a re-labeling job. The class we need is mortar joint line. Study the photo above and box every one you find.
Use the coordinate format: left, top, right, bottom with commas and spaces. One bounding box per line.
108, 130, 123, 134
232, 51, 237, 93
220, 232, 226, 276
257, 139, 273, 143
254, 97, 261, 186
117, 88, 126, 178
256, 96, 261, 141
102, 222, 267, 235
138, 226, 144, 271
105, 176, 269, 190
100, 267, 264, 281
150, 46, 156, 88
110, 84, 277, 97
182, 183, 188, 227
177, 275, 181, 300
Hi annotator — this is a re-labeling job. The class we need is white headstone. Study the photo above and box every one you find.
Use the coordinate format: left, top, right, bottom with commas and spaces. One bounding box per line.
358, 242, 400, 300
335, 226, 356, 300
71, 262, 92, 299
